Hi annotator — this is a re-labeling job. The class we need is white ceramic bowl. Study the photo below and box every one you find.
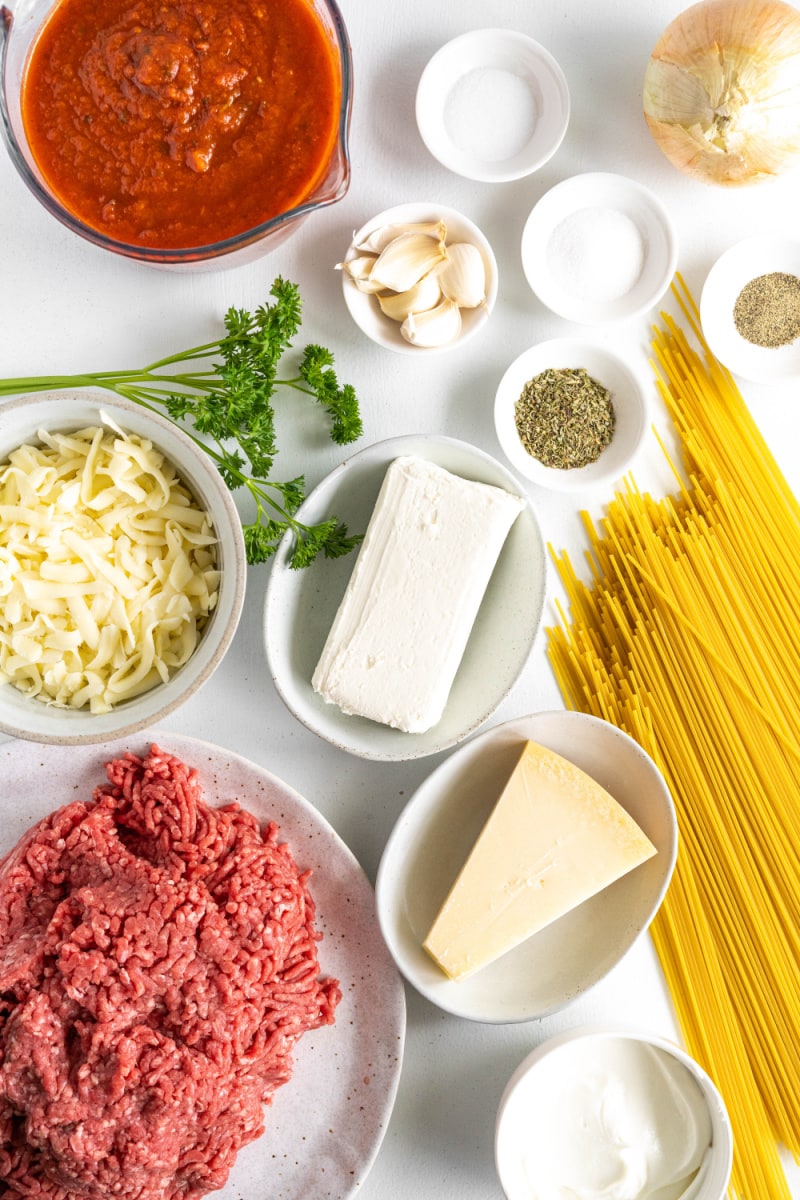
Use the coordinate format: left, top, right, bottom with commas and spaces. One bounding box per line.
700, 235, 800, 383
340, 202, 498, 354
374, 711, 678, 1022
521, 172, 678, 324
264, 436, 546, 762
415, 28, 570, 183
0, 391, 246, 744
495, 1026, 733, 1200
494, 337, 650, 492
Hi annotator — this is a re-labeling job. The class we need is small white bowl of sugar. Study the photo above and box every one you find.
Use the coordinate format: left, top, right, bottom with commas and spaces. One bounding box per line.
521, 172, 678, 324
415, 29, 570, 183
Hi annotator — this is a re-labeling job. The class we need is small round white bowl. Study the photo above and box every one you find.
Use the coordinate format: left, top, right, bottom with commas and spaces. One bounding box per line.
375, 711, 678, 1022
521, 172, 678, 324
0, 391, 246, 745
700, 236, 800, 383
494, 337, 650, 492
340, 202, 498, 354
415, 29, 570, 183
496, 1027, 733, 1200
264, 436, 546, 762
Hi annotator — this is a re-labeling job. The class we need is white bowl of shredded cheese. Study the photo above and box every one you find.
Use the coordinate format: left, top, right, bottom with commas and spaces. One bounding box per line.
0, 391, 246, 744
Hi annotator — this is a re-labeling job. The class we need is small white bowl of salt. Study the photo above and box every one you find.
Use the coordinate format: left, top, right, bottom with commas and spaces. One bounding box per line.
521, 172, 678, 324
415, 29, 570, 183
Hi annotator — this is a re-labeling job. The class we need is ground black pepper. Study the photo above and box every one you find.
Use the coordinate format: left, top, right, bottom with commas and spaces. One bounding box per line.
732, 272, 800, 348
514, 367, 615, 469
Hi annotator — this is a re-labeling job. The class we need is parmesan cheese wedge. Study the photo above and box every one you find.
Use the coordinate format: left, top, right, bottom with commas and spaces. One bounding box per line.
423, 740, 657, 981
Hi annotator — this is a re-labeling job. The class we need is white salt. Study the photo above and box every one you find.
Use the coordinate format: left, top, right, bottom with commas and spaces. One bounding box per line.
546, 207, 645, 303
443, 67, 538, 163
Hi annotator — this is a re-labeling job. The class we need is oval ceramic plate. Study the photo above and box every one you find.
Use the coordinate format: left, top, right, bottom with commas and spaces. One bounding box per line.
700, 236, 800, 383
0, 732, 406, 1200
264, 435, 546, 762
494, 337, 650, 491
521, 172, 678, 324
375, 711, 677, 1023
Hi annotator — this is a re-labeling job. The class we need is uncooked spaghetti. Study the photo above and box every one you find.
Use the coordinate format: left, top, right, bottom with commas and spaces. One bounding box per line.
547, 275, 800, 1198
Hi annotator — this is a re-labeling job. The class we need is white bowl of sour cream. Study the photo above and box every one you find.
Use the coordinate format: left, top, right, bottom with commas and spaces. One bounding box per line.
495, 1026, 733, 1200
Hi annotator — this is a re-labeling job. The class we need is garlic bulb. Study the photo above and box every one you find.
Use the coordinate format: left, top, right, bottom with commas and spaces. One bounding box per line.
643, 0, 800, 186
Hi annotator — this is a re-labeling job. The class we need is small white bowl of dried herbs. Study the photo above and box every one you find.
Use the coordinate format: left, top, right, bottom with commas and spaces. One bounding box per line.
493, 337, 650, 492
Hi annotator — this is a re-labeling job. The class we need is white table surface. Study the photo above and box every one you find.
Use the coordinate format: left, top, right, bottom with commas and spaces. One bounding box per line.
2, 0, 800, 1196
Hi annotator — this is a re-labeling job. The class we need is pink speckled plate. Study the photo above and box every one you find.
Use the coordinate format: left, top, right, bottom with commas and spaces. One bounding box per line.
0, 732, 406, 1200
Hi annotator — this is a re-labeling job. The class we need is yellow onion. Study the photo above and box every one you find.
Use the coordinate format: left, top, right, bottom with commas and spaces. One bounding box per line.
643, 0, 800, 186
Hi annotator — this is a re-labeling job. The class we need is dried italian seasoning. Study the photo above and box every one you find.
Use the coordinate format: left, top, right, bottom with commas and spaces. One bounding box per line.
733, 272, 800, 348
514, 367, 615, 469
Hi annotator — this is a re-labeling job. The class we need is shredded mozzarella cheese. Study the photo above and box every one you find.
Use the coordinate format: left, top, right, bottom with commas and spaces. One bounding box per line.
0, 425, 220, 712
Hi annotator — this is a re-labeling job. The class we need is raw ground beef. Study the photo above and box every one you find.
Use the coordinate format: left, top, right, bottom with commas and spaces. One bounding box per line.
0, 745, 341, 1199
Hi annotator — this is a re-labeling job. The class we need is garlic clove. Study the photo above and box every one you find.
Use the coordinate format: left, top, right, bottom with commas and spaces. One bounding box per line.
335, 255, 386, 294
370, 232, 449, 293
336, 254, 377, 279
377, 271, 443, 322
435, 241, 487, 308
401, 299, 462, 348
356, 220, 448, 254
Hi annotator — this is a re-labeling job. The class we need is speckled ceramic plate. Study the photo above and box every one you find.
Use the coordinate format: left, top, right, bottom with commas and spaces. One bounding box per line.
0, 732, 406, 1200
265, 435, 547, 761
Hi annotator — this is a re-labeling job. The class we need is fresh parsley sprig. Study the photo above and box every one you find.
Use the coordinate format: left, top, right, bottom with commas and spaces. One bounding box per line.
0, 277, 364, 568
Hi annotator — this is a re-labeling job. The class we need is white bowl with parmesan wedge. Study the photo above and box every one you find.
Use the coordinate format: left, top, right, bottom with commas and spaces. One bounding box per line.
0, 391, 246, 744
375, 711, 677, 1022
264, 436, 546, 761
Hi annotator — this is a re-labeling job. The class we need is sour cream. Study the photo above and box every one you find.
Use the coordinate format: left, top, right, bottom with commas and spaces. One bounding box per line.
497, 1035, 713, 1200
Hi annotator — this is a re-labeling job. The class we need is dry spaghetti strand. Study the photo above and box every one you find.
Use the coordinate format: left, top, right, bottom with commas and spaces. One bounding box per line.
546, 275, 800, 1199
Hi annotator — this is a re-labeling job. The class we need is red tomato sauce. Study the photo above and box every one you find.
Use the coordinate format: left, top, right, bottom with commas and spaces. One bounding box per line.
21, 0, 342, 249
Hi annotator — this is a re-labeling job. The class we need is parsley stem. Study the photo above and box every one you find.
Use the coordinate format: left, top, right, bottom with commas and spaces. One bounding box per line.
0, 278, 364, 568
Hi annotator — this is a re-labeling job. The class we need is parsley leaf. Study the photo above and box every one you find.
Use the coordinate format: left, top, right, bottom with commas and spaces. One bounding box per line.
0, 277, 363, 568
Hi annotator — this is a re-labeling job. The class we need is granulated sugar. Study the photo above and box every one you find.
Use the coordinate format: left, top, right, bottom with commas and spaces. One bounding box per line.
547, 206, 645, 303
444, 67, 538, 163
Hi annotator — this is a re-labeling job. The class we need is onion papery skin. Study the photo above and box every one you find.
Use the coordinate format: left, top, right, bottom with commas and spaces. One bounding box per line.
643, 0, 800, 186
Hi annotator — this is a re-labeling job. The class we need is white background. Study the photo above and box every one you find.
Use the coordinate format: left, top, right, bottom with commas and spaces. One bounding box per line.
2, 0, 800, 1196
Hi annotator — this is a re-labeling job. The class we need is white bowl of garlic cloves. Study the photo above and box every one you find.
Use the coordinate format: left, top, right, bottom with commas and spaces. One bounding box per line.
338, 202, 498, 353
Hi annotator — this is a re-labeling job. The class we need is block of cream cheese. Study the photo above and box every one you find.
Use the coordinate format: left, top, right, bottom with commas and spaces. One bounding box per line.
423, 740, 657, 980
311, 455, 525, 733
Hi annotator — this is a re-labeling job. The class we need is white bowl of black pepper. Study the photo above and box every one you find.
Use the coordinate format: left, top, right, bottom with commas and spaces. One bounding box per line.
700, 235, 800, 384
493, 337, 650, 492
